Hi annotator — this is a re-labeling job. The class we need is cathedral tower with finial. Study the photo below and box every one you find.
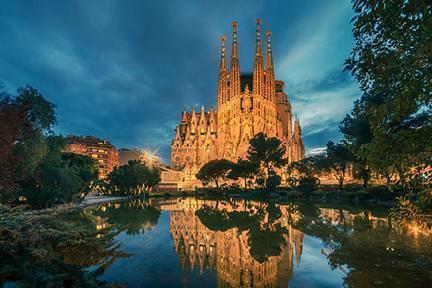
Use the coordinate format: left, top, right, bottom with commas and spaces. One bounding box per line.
171, 20, 305, 172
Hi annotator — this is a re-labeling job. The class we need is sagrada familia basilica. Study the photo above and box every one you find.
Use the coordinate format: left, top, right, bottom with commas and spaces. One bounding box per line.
170, 20, 305, 178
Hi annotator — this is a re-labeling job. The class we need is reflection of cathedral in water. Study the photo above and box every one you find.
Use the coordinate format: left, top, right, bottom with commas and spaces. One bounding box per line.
158, 198, 304, 287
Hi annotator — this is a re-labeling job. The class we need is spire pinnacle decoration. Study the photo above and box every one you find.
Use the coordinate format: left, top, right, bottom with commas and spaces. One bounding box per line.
220, 35, 226, 70
231, 21, 239, 59
265, 30, 275, 101
253, 19, 264, 96
230, 20, 241, 98
266, 30, 273, 66
256, 19, 262, 53
218, 35, 229, 105
232, 21, 238, 42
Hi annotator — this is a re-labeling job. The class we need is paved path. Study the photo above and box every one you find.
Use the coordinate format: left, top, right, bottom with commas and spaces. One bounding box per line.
79, 196, 128, 207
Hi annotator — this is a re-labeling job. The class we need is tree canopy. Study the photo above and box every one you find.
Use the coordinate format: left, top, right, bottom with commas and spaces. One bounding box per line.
196, 159, 234, 188
102, 160, 161, 196
246, 133, 287, 191
343, 0, 432, 190
0, 85, 99, 208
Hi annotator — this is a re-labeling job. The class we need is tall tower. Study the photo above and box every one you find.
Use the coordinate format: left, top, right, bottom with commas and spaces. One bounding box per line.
217, 36, 228, 106
229, 21, 241, 100
253, 19, 265, 97
265, 31, 276, 102
170, 20, 305, 172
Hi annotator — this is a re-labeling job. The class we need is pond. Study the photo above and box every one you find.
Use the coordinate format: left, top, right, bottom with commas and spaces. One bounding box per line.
70, 198, 432, 287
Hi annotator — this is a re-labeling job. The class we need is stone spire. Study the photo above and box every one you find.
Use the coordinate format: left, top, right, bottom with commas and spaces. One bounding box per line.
181, 111, 188, 123
218, 35, 228, 106
174, 126, 182, 141
293, 116, 301, 139
209, 108, 216, 133
199, 106, 207, 134
190, 108, 197, 134
230, 21, 241, 100
253, 19, 265, 97
265, 30, 275, 102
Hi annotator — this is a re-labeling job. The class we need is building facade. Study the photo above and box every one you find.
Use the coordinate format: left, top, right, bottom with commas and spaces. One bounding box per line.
170, 20, 305, 173
118, 148, 161, 167
65, 135, 119, 178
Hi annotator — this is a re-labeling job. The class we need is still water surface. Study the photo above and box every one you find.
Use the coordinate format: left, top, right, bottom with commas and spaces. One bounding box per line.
74, 198, 432, 287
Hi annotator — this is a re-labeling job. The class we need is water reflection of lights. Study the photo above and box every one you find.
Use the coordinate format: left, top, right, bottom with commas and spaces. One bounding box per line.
407, 221, 420, 236
96, 223, 107, 230
404, 220, 432, 237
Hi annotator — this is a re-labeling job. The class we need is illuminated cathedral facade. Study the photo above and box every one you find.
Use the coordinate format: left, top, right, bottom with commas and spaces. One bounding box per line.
170, 20, 305, 172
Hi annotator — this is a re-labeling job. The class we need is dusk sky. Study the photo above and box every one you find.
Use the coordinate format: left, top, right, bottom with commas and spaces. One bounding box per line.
0, 0, 359, 163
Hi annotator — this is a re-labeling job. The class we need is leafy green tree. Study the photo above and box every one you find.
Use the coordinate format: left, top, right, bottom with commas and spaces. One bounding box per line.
62, 152, 99, 199
104, 160, 161, 196
0, 96, 27, 202
246, 133, 287, 190
340, 101, 373, 187
323, 141, 354, 189
0, 86, 56, 204
20, 136, 99, 208
196, 159, 234, 188
265, 172, 282, 192
296, 176, 319, 195
287, 155, 325, 193
287, 155, 325, 180
352, 160, 372, 188
1, 85, 101, 207
345, 0, 432, 191
227, 159, 258, 189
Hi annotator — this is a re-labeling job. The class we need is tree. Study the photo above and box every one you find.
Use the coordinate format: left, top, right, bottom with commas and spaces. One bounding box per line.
62, 152, 99, 199
227, 159, 258, 189
287, 155, 325, 194
246, 133, 287, 190
323, 141, 354, 189
20, 136, 99, 208
196, 159, 234, 188
287, 155, 325, 180
104, 160, 161, 196
0, 85, 100, 207
0, 96, 28, 202
340, 100, 373, 188
345, 0, 432, 191
352, 160, 371, 188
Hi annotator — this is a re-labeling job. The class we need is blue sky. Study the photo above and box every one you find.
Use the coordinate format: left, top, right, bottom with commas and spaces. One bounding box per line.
0, 0, 359, 163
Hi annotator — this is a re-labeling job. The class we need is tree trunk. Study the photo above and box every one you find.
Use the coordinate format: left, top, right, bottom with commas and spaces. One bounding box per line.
338, 178, 344, 190
362, 178, 368, 188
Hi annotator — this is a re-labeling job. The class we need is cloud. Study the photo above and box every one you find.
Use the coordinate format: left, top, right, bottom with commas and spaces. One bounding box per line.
305, 147, 326, 157
292, 70, 359, 137
0, 0, 357, 163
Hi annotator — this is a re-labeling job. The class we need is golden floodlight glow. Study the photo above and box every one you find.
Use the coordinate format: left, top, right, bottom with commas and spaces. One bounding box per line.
143, 149, 160, 167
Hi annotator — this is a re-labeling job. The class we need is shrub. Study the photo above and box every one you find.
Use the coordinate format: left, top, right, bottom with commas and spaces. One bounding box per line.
296, 176, 319, 196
